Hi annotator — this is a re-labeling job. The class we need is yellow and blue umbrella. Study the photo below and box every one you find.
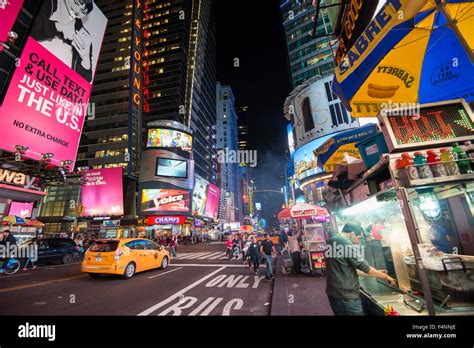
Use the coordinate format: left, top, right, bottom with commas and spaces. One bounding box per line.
333, 0, 474, 117
2, 215, 27, 225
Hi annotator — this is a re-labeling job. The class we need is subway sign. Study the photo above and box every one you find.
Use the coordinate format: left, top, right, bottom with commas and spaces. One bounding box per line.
0, 168, 40, 190
147, 215, 185, 225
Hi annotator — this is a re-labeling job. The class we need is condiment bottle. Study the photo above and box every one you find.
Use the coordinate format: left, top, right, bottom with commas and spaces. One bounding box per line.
440, 148, 460, 176
426, 150, 447, 177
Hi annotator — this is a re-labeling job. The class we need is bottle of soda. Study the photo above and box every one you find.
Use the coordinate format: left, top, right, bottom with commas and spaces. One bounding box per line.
440, 148, 460, 176
426, 150, 447, 177
399, 153, 419, 181
462, 141, 474, 171
413, 152, 433, 179
452, 143, 473, 174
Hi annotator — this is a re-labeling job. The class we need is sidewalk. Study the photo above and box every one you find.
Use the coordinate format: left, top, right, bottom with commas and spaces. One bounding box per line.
271, 254, 334, 316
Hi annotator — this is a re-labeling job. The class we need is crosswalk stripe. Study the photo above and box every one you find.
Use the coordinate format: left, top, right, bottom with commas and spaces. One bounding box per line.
207, 252, 227, 260
198, 252, 224, 260
182, 252, 213, 260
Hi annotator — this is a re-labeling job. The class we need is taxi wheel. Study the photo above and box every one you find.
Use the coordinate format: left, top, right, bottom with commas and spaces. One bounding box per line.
123, 262, 136, 279
160, 256, 169, 270
88, 273, 100, 279
62, 253, 73, 264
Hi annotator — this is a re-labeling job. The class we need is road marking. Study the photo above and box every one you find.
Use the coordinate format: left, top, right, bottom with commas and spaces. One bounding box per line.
197, 252, 223, 259
137, 266, 226, 316
169, 263, 267, 268
148, 267, 183, 279
0, 275, 87, 293
2, 272, 32, 278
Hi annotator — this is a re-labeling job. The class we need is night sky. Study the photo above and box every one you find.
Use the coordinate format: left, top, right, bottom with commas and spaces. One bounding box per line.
216, 0, 291, 228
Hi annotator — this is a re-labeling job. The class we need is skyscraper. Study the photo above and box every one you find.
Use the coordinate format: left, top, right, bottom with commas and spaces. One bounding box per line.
216, 82, 241, 223
280, 0, 338, 89
143, 0, 217, 183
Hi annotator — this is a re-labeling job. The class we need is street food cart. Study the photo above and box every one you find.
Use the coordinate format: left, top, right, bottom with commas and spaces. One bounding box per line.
335, 100, 474, 316
302, 223, 326, 275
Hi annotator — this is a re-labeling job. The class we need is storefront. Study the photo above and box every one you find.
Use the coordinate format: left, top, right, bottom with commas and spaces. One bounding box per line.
334, 100, 474, 315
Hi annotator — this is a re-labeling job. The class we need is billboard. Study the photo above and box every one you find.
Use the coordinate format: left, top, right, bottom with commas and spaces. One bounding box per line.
192, 174, 208, 217
156, 158, 187, 179
294, 133, 334, 180
147, 129, 193, 152
141, 189, 191, 213
0, 0, 24, 53
289, 75, 359, 149
81, 168, 124, 217
204, 183, 220, 219
0, 0, 107, 167
8, 201, 33, 218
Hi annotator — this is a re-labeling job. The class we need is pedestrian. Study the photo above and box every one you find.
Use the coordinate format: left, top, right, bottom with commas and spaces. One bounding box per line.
23, 238, 38, 271
278, 229, 288, 255
260, 234, 276, 280
168, 235, 177, 257
242, 235, 251, 265
240, 235, 247, 262
226, 235, 233, 259
326, 222, 396, 316
287, 227, 302, 274
247, 236, 260, 275
232, 235, 240, 260
0, 230, 17, 274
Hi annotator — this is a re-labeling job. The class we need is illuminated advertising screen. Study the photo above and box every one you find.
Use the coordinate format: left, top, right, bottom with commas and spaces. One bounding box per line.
0, 0, 24, 53
192, 175, 208, 217
141, 189, 191, 213
287, 123, 295, 157
381, 101, 474, 151
81, 168, 124, 217
147, 129, 193, 152
204, 183, 220, 219
156, 158, 187, 178
0, 0, 107, 167
8, 201, 33, 218
294, 134, 333, 180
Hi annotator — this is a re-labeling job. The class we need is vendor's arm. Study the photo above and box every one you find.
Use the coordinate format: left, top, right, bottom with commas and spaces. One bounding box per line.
367, 267, 397, 287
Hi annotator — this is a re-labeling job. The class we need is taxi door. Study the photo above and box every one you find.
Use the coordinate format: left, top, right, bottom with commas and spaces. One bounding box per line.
126, 240, 147, 272
143, 240, 162, 270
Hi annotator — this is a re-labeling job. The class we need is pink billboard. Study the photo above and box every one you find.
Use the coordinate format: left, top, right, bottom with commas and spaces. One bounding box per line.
8, 201, 33, 218
204, 183, 220, 219
0, 0, 24, 53
81, 168, 124, 217
0, 0, 107, 167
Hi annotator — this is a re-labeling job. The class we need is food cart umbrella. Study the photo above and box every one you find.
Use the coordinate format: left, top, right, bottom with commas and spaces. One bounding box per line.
332, 0, 474, 117
25, 219, 45, 227
2, 215, 28, 225
277, 207, 292, 220
290, 203, 329, 219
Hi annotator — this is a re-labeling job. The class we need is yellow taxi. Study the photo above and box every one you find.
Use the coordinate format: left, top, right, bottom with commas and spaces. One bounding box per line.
81, 238, 170, 279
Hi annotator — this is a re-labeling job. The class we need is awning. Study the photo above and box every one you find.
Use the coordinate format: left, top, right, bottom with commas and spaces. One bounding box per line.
314, 123, 379, 172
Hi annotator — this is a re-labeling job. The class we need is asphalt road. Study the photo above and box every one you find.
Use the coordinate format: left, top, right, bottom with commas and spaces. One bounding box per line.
0, 242, 273, 316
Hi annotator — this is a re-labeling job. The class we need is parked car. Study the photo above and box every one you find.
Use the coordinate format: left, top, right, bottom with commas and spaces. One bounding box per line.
81, 238, 170, 279
27, 238, 78, 264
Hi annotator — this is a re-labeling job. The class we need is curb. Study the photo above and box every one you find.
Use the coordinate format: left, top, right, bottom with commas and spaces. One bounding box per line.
270, 254, 290, 315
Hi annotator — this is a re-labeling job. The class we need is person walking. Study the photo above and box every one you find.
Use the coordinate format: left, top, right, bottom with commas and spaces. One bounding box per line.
260, 234, 276, 280
287, 228, 302, 274
278, 229, 288, 255
23, 238, 38, 271
232, 235, 240, 260
226, 235, 233, 259
326, 222, 396, 316
0, 230, 17, 274
168, 235, 177, 258
247, 236, 260, 275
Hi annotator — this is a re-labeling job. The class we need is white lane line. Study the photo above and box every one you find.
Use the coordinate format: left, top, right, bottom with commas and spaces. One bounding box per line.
169, 263, 258, 268
207, 252, 227, 260
148, 267, 183, 279
2, 272, 32, 278
197, 252, 223, 260
174, 253, 196, 259
37, 262, 81, 270
137, 266, 227, 316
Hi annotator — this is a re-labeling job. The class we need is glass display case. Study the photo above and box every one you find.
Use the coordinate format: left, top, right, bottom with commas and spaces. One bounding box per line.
406, 182, 474, 313
336, 189, 431, 315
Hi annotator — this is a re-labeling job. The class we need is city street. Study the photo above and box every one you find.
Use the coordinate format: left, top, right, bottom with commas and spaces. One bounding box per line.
0, 243, 273, 316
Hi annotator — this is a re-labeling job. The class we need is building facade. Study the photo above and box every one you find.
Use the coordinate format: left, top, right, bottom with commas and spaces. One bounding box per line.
280, 0, 338, 89
216, 82, 241, 223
